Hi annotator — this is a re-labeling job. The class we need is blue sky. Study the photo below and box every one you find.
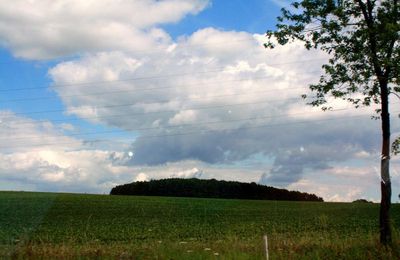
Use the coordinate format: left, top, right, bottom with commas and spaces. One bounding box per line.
0, 0, 399, 202
162, 0, 281, 36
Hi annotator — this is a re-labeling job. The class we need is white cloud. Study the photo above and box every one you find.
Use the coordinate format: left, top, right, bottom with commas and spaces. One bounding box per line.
0, 147, 135, 193
0, 112, 136, 192
284, 160, 400, 202
288, 178, 366, 202
0, 111, 82, 153
168, 110, 199, 125
48, 29, 328, 134
134, 173, 149, 182
170, 167, 203, 178
0, 0, 209, 59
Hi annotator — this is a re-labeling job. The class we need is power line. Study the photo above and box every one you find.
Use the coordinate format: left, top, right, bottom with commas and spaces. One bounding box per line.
3, 88, 305, 118
0, 71, 320, 103
0, 38, 259, 66
0, 110, 393, 150
2, 96, 305, 127
0, 107, 377, 143
1, 83, 312, 118
0, 59, 326, 93
3, 87, 396, 126
0, 28, 327, 69
0, 107, 350, 141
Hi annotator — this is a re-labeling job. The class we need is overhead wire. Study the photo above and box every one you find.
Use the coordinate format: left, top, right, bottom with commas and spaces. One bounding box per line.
0, 109, 396, 150
0, 37, 259, 66
1, 96, 305, 127
0, 58, 326, 94
0, 107, 352, 141
0, 69, 322, 103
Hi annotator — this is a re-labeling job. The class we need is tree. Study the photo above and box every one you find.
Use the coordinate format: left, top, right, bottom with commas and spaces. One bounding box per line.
265, 0, 399, 244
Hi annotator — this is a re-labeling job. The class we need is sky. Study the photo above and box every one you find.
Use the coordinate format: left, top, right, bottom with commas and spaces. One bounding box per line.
0, 0, 399, 202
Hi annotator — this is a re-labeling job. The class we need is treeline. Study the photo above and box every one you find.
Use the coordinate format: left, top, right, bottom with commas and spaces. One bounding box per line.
110, 178, 323, 202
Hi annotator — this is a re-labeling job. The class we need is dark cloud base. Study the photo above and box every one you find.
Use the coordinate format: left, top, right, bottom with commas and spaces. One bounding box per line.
127, 118, 381, 185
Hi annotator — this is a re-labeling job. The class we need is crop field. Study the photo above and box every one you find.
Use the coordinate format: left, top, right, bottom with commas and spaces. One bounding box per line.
0, 191, 399, 259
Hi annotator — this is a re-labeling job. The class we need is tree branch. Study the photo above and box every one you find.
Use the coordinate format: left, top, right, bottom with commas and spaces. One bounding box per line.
384, 0, 399, 79
355, 0, 384, 81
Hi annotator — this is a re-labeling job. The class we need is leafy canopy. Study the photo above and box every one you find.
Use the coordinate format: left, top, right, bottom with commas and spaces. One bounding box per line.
266, 0, 399, 152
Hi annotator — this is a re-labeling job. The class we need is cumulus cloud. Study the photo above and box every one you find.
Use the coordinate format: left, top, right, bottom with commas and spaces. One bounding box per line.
0, 112, 135, 192
286, 164, 386, 202
0, 0, 209, 59
0, 111, 82, 153
288, 178, 366, 202
170, 167, 203, 178
44, 27, 398, 189
48, 29, 328, 134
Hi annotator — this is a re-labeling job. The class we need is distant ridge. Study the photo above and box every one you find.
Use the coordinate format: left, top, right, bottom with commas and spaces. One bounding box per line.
110, 178, 323, 202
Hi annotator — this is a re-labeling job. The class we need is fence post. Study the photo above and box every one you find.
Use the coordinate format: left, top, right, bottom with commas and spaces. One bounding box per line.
263, 234, 269, 260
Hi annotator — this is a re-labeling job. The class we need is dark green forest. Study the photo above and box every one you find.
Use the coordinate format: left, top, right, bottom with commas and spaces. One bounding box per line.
110, 178, 323, 202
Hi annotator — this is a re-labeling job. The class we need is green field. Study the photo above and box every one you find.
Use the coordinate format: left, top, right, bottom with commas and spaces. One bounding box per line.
0, 191, 399, 259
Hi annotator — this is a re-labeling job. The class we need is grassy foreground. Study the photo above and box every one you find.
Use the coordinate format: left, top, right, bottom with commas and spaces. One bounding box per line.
0, 191, 399, 259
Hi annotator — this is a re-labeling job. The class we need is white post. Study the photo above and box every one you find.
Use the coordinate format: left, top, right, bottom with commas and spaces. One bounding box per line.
263, 235, 269, 260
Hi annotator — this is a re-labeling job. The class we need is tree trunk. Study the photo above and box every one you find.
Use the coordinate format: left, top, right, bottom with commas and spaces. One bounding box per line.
380, 82, 391, 245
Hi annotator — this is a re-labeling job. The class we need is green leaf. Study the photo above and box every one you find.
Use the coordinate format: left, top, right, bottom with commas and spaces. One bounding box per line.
392, 137, 400, 155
